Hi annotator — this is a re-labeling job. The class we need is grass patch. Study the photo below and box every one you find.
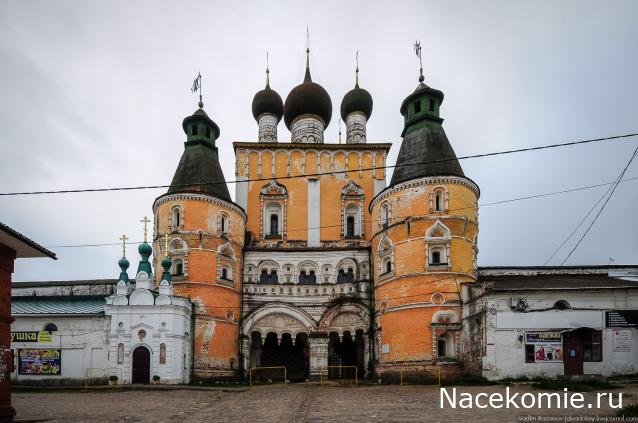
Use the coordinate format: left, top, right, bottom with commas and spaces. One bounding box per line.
617, 404, 638, 417
532, 378, 619, 392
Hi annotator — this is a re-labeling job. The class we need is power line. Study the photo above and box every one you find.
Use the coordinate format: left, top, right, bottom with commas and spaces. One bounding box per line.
1, 132, 637, 197
559, 144, 638, 265
43, 174, 638, 248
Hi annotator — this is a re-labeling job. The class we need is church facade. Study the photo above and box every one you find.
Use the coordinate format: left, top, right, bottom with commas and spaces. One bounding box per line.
150, 48, 478, 381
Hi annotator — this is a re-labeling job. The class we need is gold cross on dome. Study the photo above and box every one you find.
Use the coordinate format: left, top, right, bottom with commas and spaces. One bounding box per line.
164, 233, 169, 257
140, 216, 151, 242
119, 234, 129, 258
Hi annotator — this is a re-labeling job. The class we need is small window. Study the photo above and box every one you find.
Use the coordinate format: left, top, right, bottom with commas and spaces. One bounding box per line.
554, 300, 570, 310
381, 203, 389, 228
414, 100, 421, 114
221, 214, 229, 235
525, 344, 535, 363
432, 250, 441, 264
269, 214, 279, 236
429, 99, 435, 112
346, 216, 355, 237
117, 343, 125, 364
191, 124, 198, 135
171, 207, 181, 228
583, 331, 602, 362
437, 335, 447, 357
44, 323, 57, 333
173, 259, 184, 276
221, 267, 229, 280
385, 260, 392, 274
435, 191, 442, 211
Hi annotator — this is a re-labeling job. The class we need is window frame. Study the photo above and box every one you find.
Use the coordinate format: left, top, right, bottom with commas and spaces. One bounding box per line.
583, 331, 603, 362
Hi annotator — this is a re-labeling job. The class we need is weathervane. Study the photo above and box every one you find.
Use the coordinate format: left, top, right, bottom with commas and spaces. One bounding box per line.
414, 40, 424, 83
140, 216, 151, 243
119, 234, 129, 258
191, 72, 203, 108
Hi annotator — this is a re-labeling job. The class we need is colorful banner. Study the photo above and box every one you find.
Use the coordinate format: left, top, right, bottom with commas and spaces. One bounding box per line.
534, 344, 563, 362
18, 349, 61, 375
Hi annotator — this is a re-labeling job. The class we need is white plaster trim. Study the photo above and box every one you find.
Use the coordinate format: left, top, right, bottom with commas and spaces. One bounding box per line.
370, 176, 480, 210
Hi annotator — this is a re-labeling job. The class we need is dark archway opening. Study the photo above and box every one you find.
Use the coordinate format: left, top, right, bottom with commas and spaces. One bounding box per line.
328, 330, 365, 378
132, 346, 151, 384
259, 332, 309, 382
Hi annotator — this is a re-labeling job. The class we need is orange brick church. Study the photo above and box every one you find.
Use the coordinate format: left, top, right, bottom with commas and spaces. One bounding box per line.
150, 46, 479, 381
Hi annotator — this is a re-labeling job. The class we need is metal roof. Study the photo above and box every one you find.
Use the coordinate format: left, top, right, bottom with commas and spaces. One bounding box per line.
12, 279, 120, 288
0, 221, 56, 259
11, 295, 107, 315
479, 274, 638, 291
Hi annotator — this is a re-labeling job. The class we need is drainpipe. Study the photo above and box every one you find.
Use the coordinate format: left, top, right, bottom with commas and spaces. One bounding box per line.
190, 303, 195, 383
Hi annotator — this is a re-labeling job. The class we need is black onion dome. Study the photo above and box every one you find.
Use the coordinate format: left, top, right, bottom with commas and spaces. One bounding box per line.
283, 68, 332, 129
252, 84, 284, 122
340, 84, 373, 121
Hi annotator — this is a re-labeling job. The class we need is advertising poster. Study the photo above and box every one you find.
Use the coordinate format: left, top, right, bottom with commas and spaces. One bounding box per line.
533, 344, 563, 362
18, 349, 61, 375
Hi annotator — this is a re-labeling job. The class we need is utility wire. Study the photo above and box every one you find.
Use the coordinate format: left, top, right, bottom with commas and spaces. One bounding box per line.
43, 175, 638, 249
560, 144, 638, 265
1, 132, 637, 197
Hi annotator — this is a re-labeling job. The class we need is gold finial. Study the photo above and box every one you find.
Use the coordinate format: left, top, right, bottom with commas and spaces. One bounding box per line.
119, 234, 129, 257
355, 50, 359, 87
140, 216, 151, 242
164, 233, 169, 257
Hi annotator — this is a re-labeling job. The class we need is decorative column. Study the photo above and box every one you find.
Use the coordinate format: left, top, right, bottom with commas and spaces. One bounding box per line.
308, 333, 329, 379
240, 335, 251, 377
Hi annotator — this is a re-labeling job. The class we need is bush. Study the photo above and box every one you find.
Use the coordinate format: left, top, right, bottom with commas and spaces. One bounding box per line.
152, 375, 161, 382
108, 375, 118, 382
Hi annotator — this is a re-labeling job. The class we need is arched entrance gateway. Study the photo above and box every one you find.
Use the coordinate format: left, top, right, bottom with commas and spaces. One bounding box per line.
132, 346, 151, 384
242, 302, 370, 381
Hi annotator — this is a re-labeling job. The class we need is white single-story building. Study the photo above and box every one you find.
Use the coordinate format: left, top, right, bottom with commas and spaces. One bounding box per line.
462, 266, 638, 380
10, 243, 193, 385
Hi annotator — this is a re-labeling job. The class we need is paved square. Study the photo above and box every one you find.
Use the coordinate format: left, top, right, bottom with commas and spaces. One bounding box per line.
12, 384, 638, 423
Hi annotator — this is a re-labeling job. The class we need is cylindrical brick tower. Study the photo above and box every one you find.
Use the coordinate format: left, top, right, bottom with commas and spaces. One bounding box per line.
370, 75, 479, 380
153, 105, 246, 380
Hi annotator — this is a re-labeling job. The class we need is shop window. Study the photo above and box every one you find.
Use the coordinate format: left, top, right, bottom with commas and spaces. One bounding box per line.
583, 331, 602, 362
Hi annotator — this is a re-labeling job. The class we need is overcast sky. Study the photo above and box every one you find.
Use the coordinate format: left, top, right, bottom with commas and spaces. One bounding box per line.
1, 1, 637, 281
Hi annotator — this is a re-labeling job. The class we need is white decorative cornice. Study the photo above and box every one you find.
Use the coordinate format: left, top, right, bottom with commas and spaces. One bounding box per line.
153, 193, 247, 220
370, 176, 480, 210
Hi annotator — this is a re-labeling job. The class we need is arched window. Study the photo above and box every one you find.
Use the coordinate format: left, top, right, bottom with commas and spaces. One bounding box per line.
435, 191, 442, 211
221, 266, 232, 281
437, 335, 447, 357
344, 204, 360, 237
270, 214, 279, 236
381, 257, 392, 275
220, 213, 229, 236
380, 203, 390, 228
432, 250, 441, 264
159, 343, 166, 364
346, 216, 355, 237
117, 343, 124, 364
171, 206, 182, 228
554, 300, 571, 310
264, 202, 282, 238
44, 323, 57, 333
431, 188, 447, 213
